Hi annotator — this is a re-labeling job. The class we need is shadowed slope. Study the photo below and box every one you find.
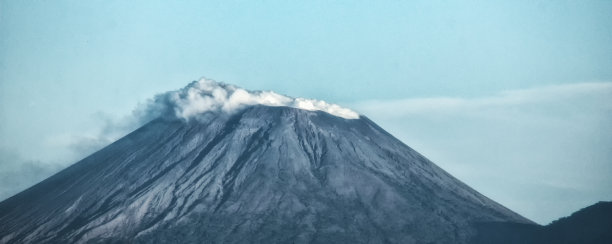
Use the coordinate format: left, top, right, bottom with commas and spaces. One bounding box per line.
472, 201, 612, 244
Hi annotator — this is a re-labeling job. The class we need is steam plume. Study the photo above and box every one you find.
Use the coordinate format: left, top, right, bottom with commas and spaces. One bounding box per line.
149, 78, 359, 120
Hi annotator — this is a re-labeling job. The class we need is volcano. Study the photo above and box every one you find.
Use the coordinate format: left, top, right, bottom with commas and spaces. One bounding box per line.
0, 80, 532, 243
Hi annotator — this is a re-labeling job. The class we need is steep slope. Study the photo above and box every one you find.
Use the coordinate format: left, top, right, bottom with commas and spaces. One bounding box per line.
0, 106, 531, 244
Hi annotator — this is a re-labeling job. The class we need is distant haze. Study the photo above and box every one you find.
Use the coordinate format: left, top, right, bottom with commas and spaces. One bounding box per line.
1, 1, 611, 224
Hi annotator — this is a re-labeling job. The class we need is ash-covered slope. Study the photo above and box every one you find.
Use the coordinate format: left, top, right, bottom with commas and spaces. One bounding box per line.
1, 77, 534, 243
0, 105, 530, 244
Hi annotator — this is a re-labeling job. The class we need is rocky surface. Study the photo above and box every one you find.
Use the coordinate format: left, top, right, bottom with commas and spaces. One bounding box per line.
0, 106, 531, 243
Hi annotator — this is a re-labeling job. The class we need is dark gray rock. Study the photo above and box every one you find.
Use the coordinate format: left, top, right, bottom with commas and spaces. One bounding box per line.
0, 106, 531, 243
472, 201, 612, 244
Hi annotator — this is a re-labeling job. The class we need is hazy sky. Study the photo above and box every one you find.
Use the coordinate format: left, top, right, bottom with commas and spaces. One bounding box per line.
1, 0, 611, 224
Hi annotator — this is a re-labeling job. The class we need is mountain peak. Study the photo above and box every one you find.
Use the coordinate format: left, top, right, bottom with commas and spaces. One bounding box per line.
0, 104, 531, 243
151, 78, 360, 120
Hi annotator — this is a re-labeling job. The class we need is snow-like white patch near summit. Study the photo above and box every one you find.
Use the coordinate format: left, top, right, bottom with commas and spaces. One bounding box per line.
160, 78, 359, 120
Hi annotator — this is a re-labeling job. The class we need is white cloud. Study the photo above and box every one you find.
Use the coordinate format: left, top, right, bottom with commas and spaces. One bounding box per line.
354, 82, 612, 116
152, 78, 360, 120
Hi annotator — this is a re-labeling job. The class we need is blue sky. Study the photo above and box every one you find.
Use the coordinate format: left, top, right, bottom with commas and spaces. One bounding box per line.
1, 0, 611, 224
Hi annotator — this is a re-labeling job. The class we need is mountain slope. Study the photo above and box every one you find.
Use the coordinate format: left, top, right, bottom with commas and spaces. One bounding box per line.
0, 105, 531, 244
542, 201, 612, 243
472, 201, 612, 244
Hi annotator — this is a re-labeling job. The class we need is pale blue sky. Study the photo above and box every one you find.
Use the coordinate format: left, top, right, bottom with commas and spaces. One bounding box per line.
1, 0, 611, 224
